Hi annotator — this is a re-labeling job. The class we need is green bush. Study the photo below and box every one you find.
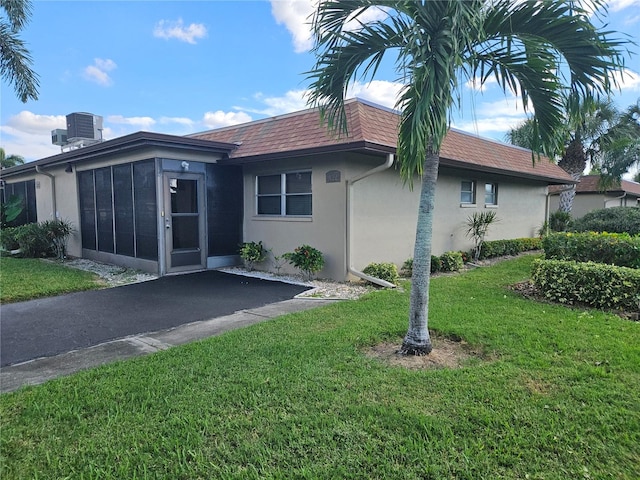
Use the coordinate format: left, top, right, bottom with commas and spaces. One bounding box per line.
439, 251, 464, 272
478, 238, 541, 260
239, 241, 266, 271
401, 258, 413, 277
542, 232, 640, 269
531, 259, 640, 312
549, 210, 572, 232
11, 223, 53, 258
431, 255, 442, 274
0, 227, 20, 252
572, 206, 640, 235
41, 219, 73, 259
283, 244, 325, 281
362, 262, 400, 285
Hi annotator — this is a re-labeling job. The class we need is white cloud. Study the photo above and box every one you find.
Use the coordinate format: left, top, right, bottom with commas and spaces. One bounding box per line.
608, 0, 640, 12
239, 90, 310, 116
153, 19, 207, 44
270, 0, 387, 53
612, 68, 640, 91
0, 111, 66, 161
346, 80, 403, 109
270, 0, 316, 53
465, 76, 498, 93
83, 58, 117, 86
106, 115, 156, 130
160, 116, 195, 127
202, 111, 252, 129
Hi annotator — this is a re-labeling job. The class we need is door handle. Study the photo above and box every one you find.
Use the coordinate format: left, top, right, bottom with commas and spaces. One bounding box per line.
165, 218, 171, 229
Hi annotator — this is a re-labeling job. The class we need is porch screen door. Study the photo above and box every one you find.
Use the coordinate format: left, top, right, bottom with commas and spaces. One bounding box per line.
163, 172, 206, 272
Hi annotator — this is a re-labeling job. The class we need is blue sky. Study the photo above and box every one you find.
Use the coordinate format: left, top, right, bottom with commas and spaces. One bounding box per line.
1, 0, 640, 166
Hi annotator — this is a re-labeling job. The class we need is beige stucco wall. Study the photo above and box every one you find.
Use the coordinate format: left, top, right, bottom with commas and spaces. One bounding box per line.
350, 166, 548, 273
549, 193, 639, 219
243, 154, 549, 282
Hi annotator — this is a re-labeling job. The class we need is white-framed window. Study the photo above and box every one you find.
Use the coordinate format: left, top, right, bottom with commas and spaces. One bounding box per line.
460, 180, 476, 204
256, 171, 312, 216
484, 182, 498, 206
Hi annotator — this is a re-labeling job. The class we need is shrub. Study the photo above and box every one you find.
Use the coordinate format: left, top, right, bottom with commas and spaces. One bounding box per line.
478, 238, 541, 260
531, 259, 640, 312
549, 210, 572, 232
439, 251, 463, 272
542, 232, 640, 269
362, 262, 400, 285
465, 211, 499, 262
283, 244, 324, 281
239, 241, 266, 271
41, 219, 73, 259
401, 258, 413, 277
12, 223, 53, 258
572, 206, 640, 235
431, 255, 442, 273
0, 227, 20, 253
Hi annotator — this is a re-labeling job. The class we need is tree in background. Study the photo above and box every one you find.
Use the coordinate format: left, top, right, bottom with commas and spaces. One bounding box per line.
508, 97, 640, 212
0, 147, 25, 169
308, 0, 628, 355
1, 0, 39, 102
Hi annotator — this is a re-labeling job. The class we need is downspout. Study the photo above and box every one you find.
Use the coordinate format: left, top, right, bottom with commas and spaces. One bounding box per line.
346, 153, 397, 288
35, 165, 57, 219
604, 192, 626, 208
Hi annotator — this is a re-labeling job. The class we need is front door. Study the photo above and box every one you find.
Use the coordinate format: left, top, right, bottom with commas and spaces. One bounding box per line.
163, 172, 206, 273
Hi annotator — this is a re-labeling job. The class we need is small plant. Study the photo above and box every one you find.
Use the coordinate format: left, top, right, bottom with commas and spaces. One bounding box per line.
42, 219, 73, 260
362, 262, 399, 285
270, 251, 287, 275
439, 251, 464, 272
549, 210, 572, 232
430, 255, 442, 274
401, 258, 413, 277
238, 241, 266, 271
465, 211, 499, 262
283, 244, 324, 281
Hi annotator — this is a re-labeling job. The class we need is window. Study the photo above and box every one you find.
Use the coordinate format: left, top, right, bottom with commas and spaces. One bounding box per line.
256, 171, 312, 216
484, 183, 498, 205
460, 180, 476, 204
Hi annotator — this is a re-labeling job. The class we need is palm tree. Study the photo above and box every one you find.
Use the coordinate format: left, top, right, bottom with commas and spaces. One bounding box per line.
307, 0, 627, 355
0, 147, 25, 169
508, 98, 640, 211
1, 0, 39, 102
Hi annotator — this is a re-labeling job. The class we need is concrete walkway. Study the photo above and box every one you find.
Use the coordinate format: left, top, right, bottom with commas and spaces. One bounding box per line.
1, 297, 336, 394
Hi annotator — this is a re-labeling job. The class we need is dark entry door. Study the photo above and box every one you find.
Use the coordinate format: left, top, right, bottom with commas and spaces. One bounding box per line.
163, 172, 206, 273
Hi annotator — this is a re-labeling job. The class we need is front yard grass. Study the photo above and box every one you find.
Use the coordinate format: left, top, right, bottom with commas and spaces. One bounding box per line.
1, 255, 639, 479
0, 257, 102, 304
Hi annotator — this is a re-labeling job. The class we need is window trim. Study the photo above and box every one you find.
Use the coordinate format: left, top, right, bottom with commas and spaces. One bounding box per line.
460, 180, 476, 206
484, 182, 498, 206
255, 171, 312, 217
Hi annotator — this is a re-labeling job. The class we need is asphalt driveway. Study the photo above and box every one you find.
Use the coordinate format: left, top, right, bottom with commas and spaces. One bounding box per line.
0, 271, 310, 367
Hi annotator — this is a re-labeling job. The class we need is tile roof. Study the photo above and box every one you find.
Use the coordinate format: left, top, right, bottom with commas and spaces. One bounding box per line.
549, 175, 640, 196
191, 98, 573, 184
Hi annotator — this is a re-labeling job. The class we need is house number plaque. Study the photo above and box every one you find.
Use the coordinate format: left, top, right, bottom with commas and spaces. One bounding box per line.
326, 170, 341, 183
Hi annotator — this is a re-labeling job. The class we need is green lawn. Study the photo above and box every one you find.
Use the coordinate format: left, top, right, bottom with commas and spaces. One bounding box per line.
0, 257, 102, 303
1, 256, 638, 479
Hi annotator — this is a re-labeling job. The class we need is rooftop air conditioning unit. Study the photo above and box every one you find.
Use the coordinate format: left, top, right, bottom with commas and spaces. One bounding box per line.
51, 129, 68, 146
66, 112, 103, 142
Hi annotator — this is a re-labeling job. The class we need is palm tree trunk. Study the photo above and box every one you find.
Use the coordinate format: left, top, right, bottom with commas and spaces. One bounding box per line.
400, 151, 439, 356
558, 172, 582, 213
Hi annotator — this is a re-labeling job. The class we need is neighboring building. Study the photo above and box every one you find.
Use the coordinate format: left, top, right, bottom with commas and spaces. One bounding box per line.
0, 99, 573, 281
549, 175, 640, 218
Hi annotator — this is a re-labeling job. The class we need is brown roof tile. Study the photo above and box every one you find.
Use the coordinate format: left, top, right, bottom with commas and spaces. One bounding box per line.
551, 175, 640, 196
191, 98, 572, 184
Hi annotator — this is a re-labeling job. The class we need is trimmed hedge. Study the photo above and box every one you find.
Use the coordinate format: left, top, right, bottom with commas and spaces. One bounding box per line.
531, 259, 640, 312
571, 206, 640, 235
543, 232, 640, 269
478, 237, 541, 260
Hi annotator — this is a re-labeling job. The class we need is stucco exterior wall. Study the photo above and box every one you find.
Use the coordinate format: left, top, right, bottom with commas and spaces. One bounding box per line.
242, 154, 350, 281
349, 166, 548, 273
549, 193, 639, 219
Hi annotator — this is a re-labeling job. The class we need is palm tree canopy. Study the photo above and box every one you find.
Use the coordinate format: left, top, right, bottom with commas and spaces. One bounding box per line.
1, 0, 39, 102
307, 0, 629, 186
